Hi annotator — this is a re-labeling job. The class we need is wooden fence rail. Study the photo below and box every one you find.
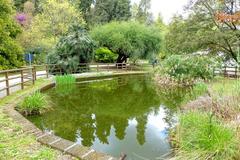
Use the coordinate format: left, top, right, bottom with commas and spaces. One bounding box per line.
0, 63, 147, 97
214, 66, 240, 78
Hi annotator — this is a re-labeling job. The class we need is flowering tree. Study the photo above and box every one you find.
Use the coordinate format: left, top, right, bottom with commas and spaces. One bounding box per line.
17, 0, 85, 63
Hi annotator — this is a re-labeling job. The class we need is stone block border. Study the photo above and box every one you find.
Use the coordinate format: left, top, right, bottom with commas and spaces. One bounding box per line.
2, 72, 147, 160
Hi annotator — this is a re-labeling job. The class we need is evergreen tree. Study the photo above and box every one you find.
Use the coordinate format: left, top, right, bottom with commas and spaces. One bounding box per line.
136, 0, 152, 23
71, 0, 94, 23
93, 0, 131, 24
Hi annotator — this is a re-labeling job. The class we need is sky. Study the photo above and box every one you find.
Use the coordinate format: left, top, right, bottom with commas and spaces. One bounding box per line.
131, 0, 189, 24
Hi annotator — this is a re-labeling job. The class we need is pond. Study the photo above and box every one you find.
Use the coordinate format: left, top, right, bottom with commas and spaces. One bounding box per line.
28, 74, 199, 159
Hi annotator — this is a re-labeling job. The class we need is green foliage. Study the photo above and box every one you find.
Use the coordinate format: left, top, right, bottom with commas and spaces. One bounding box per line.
18, 92, 47, 116
91, 21, 162, 63
92, 0, 131, 24
210, 78, 240, 97
94, 47, 118, 63
191, 82, 208, 98
136, 0, 153, 24
55, 75, 77, 96
166, 0, 240, 63
0, 0, 23, 69
48, 25, 95, 73
71, 0, 93, 23
156, 55, 218, 84
176, 111, 238, 160
17, 0, 85, 63
13, 0, 28, 11
55, 75, 76, 85
13, 0, 40, 12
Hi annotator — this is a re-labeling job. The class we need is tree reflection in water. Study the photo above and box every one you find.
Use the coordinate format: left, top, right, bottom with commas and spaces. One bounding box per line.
28, 75, 202, 158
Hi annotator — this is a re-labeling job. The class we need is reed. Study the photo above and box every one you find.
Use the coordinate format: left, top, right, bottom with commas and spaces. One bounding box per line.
55, 75, 76, 85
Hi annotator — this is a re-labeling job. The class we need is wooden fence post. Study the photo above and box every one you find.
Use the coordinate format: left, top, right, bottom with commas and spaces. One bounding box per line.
235, 66, 237, 78
20, 70, 24, 90
46, 65, 49, 78
224, 66, 227, 77
5, 72, 10, 96
97, 64, 99, 72
33, 66, 37, 80
32, 67, 35, 85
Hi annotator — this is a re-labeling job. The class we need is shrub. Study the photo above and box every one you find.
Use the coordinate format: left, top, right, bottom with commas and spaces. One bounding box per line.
174, 111, 239, 160
156, 55, 218, 85
48, 25, 95, 73
94, 47, 118, 63
18, 92, 47, 116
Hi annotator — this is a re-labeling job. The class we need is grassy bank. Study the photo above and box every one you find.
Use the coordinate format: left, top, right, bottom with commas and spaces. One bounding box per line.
0, 79, 75, 160
172, 77, 240, 160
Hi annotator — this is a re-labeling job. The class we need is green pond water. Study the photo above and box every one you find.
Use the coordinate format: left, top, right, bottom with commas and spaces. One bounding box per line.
28, 75, 200, 159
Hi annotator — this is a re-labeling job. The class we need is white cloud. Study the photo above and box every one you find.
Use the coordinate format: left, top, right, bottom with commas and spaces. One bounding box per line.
132, 0, 189, 23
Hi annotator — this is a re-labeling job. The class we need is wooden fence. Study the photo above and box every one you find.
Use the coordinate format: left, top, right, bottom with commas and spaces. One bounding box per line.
0, 63, 148, 97
214, 66, 240, 78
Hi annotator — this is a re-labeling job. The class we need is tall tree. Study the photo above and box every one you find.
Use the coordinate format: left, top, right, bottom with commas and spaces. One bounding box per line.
93, 0, 131, 24
136, 0, 152, 23
17, 0, 85, 63
71, 0, 94, 23
91, 21, 162, 63
0, 0, 23, 69
166, 0, 240, 63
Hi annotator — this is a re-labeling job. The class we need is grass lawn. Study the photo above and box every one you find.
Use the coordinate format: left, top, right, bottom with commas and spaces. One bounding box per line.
0, 79, 75, 160
208, 77, 240, 97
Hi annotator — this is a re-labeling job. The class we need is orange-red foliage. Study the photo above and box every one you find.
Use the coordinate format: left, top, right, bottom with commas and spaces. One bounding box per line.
215, 11, 240, 23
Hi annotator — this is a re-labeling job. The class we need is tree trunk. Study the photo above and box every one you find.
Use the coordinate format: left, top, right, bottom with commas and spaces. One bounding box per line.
116, 54, 128, 63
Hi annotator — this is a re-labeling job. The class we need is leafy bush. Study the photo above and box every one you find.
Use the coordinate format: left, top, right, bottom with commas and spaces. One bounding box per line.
0, 0, 23, 69
175, 111, 239, 160
156, 55, 218, 84
55, 75, 76, 85
94, 47, 118, 63
91, 21, 162, 63
18, 92, 47, 116
48, 25, 95, 73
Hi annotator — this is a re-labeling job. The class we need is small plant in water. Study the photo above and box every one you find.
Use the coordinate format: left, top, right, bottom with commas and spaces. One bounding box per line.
55, 75, 77, 96
18, 92, 47, 116
55, 75, 76, 85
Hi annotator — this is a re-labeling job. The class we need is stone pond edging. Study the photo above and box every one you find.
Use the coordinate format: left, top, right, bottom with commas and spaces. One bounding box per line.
2, 72, 148, 160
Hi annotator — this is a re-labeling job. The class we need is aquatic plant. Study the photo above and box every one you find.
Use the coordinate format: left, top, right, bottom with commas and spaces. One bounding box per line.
174, 111, 239, 160
55, 75, 76, 85
54, 75, 77, 96
18, 92, 47, 116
